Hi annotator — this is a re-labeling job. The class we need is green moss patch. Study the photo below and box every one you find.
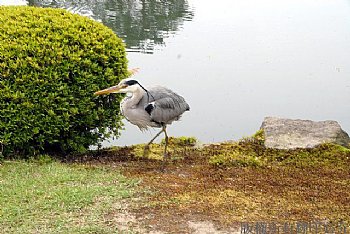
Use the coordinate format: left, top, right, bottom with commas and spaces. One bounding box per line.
207, 131, 350, 169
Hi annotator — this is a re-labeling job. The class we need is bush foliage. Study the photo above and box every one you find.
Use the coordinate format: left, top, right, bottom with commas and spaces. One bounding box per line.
0, 6, 128, 157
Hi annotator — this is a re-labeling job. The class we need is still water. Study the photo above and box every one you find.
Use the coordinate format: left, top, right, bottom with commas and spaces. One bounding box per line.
2, 0, 350, 146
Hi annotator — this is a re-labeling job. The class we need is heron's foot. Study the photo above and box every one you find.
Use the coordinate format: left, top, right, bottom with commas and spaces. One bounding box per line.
161, 155, 168, 172
142, 144, 150, 158
163, 152, 170, 161
158, 152, 170, 172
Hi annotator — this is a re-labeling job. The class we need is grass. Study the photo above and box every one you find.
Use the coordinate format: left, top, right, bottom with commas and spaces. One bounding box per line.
0, 159, 139, 234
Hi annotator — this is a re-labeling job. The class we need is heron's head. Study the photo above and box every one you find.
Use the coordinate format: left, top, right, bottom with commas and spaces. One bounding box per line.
94, 79, 143, 95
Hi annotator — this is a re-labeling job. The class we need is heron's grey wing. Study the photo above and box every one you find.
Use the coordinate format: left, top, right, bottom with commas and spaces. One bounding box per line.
143, 86, 190, 124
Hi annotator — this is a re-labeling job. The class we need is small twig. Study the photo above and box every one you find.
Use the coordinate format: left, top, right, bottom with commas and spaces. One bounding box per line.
128, 67, 140, 76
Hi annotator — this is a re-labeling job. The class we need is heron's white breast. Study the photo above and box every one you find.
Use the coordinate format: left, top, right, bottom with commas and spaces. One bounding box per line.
120, 97, 159, 130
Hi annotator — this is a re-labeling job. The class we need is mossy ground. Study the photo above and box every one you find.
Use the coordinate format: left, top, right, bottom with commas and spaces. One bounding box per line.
68, 134, 350, 233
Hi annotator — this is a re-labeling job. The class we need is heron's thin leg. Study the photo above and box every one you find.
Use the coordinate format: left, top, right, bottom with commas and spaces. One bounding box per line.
163, 125, 169, 160
161, 125, 170, 171
143, 128, 164, 157
147, 128, 164, 146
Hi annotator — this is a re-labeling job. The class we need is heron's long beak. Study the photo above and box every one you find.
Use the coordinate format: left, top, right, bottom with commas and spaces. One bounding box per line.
94, 85, 123, 95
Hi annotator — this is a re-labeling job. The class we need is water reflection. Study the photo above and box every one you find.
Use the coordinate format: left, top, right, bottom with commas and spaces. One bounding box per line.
28, 0, 194, 53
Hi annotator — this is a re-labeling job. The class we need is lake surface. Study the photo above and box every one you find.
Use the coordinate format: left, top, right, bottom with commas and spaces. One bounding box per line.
3, 0, 350, 146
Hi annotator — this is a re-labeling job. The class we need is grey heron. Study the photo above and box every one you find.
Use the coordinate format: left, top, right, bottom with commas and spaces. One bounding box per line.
94, 75, 190, 160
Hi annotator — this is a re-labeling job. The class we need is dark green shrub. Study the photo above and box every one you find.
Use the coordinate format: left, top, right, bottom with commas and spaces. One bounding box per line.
0, 6, 128, 157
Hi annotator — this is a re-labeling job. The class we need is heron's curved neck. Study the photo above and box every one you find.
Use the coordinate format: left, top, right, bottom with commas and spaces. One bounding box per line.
124, 86, 145, 108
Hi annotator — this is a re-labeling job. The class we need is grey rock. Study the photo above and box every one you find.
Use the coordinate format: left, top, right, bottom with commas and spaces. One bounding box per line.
261, 117, 350, 149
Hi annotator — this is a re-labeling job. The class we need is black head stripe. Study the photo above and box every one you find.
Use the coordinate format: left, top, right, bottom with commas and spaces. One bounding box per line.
124, 79, 155, 102
124, 80, 139, 86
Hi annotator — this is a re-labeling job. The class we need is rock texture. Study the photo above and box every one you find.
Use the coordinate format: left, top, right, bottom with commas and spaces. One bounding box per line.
261, 117, 350, 149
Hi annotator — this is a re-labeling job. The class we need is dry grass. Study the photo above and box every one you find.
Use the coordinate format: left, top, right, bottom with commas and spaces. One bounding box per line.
69, 136, 350, 233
